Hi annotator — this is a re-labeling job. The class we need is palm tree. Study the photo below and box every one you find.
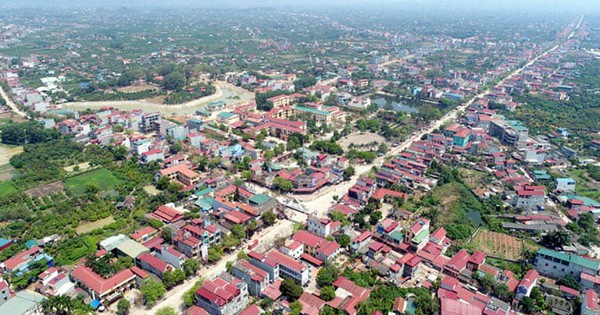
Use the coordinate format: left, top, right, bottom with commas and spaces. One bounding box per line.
41, 295, 74, 315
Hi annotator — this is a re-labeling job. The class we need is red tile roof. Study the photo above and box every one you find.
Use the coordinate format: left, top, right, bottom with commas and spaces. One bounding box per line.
186, 306, 210, 315
137, 252, 169, 273
2, 246, 42, 271
196, 276, 241, 307
130, 226, 157, 241
150, 206, 184, 223
445, 250, 470, 273
71, 266, 135, 295
239, 304, 262, 315
293, 230, 324, 248
266, 250, 307, 272
518, 269, 538, 290
440, 297, 482, 315
585, 290, 599, 310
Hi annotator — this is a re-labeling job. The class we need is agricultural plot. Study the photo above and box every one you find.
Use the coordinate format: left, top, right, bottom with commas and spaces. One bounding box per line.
467, 229, 538, 261
0, 181, 16, 197
65, 168, 122, 195
76, 216, 115, 235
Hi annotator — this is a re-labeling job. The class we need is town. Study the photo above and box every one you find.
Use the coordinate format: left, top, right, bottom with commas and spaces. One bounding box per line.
0, 1, 599, 315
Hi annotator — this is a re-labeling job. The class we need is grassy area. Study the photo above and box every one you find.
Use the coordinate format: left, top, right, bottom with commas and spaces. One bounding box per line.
65, 168, 122, 195
76, 216, 116, 235
0, 181, 16, 197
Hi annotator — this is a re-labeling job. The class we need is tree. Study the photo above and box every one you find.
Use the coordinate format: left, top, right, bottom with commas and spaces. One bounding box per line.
170, 141, 183, 154
155, 307, 178, 315
557, 275, 581, 290
273, 177, 293, 192
541, 230, 570, 249
161, 226, 173, 242
262, 210, 276, 226
156, 176, 171, 190
231, 224, 247, 240
281, 278, 304, 301
0, 121, 60, 145
183, 279, 205, 307
492, 283, 513, 301
320, 286, 336, 301
183, 259, 200, 277
41, 295, 74, 315
369, 210, 383, 225
208, 246, 223, 263
162, 269, 185, 289
478, 273, 496, 293
336, 234, 351, 247
117, 298, 130, 315
317, 265, 339, 288
162, 71, 186, 91
289, 301, 303, 315
140, 279, 166, 305
343, 167, 355, 181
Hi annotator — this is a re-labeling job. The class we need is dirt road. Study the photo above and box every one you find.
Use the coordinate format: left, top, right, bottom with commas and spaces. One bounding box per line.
62, 81, 253, 115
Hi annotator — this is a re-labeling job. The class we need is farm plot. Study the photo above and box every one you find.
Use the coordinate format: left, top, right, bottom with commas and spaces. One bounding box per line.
65, 168, 122, 195
468, 229, 537, 261
76, 216, 115, 235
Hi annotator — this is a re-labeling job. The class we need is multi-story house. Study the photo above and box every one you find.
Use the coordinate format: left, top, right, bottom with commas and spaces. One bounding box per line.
136, 253, 174, 279
513, 185, 545, 210
307, 216, 341, 238
155, 246, 186, 269
195, 273, 249, 315
232, 260, 270, 296
534, 248, 600, 279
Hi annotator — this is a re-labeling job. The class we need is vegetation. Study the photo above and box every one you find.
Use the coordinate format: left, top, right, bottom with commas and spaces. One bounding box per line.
0, 121, 60, 145
117, 299, 131, 315
280, 278, 304, 301
140, 279, 166, 305
317, 265, 340, 288
155, 307, 178, 315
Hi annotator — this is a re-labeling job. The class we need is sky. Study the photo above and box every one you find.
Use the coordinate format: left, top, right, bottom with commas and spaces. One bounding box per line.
4, 0, 599, 13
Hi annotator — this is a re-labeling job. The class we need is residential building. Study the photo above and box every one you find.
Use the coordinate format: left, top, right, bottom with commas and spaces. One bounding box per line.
1, 246, 47, 273
516, 269, 538, 299
489, 120, 529, 147
155, 246, 186, 269
0, 278, 9, 306
513, 185, 545, 210
70, 266, 136, 304
248, 251, 279, 283
307, 216, 341, 238
0, 291, 45, 315
232, 260, 270, 296
582, 290, 600, 315
534, 248, 600, 279
136, 252, 174, 279
195, 273, 249, 315
555, 178, 576, 193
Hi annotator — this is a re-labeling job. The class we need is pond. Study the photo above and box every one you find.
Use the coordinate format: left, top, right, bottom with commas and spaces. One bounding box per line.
466, 210, 484, 226
371, 97, 420, 113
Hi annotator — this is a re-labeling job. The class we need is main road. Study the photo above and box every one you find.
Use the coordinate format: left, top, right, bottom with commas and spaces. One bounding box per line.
130, 16, 583, 315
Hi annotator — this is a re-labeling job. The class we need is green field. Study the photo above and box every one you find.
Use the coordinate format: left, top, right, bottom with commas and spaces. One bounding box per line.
65, 168, 122, 194
0, 181, 16, 197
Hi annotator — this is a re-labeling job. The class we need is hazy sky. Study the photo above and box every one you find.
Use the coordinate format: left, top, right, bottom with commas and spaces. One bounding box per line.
4, 0, 599, 13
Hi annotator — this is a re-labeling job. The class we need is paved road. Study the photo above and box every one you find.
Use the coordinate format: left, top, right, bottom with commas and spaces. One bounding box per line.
0, 84, 29, 119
